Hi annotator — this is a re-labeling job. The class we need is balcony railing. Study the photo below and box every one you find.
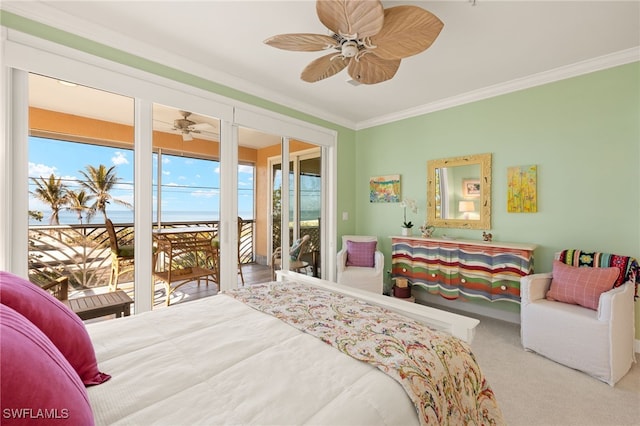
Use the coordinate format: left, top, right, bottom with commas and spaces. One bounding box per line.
28, 220, 255, 290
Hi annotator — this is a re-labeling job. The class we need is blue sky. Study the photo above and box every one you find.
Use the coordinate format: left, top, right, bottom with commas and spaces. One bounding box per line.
28, 137, 254, 223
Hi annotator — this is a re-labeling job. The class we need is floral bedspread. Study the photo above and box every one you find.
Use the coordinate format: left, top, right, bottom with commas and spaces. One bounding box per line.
224, 282, 504, 425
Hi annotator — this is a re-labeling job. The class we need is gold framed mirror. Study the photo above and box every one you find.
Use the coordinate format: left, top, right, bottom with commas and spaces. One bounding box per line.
427, 153, 492, 230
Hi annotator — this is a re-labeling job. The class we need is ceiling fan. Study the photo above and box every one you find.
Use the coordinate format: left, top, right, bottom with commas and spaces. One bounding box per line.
172, 110, 214, 141
264, 0, 444, 85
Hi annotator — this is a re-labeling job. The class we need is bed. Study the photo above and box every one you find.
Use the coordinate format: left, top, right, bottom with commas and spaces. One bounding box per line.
0, 270, 504, 425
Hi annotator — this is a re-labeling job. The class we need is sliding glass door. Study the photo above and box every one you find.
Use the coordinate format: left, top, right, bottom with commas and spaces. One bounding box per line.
270, 146, 323, 278
27, 73, 139, 302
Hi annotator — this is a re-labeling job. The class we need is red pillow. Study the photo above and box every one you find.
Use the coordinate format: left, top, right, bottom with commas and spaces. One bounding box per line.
0, 271, 110, 385
546, 260, 620, 310
0, 304, 95, 425
346, 240, 377, 267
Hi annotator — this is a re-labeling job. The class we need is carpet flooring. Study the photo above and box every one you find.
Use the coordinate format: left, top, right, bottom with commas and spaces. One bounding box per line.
470, 314, 640, 425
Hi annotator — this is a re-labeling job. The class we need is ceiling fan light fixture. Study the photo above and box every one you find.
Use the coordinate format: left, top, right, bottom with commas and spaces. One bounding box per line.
341, 41, 359, 58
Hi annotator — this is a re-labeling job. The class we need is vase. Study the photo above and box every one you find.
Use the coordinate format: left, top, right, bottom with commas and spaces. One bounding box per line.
401, 227, 412, 236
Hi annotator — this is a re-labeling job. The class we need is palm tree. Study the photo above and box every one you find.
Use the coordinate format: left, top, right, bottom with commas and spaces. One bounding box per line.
66, 190, 94, 224
78, 164, 132, 222
29, 210, 44, 222
30, 174, 68, 225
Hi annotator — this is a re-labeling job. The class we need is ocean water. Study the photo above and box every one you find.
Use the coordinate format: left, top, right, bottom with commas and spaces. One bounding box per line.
29, 209, 323, 226
30, 210, 254, 226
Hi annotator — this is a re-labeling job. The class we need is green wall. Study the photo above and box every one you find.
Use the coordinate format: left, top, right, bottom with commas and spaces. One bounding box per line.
354, 63, 640, 335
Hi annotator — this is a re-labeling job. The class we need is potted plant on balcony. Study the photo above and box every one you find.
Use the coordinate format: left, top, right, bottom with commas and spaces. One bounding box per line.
400, 198, 417, 236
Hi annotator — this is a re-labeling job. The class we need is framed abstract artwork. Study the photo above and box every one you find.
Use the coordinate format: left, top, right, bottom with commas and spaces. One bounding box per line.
507, 165, 537, 213
369, 174, 401, 203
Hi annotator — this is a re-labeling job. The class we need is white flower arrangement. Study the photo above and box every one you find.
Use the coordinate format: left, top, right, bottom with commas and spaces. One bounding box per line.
400, 198, 417, 228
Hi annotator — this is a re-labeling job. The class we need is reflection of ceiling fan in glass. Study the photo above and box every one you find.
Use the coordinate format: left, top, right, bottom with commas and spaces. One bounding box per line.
172, 110, 215, 141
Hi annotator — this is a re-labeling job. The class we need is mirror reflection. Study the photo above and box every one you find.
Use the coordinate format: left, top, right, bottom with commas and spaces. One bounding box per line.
434, 163, 481, 221
427, 153, 491, 230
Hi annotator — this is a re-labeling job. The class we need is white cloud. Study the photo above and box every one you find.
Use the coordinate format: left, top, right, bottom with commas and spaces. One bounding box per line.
28, 162, 57, 177
162, 170, 170, 176
112, 151, 129, 165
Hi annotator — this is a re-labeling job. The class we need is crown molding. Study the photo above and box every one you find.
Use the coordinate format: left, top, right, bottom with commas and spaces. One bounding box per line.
356, 47, 640, 130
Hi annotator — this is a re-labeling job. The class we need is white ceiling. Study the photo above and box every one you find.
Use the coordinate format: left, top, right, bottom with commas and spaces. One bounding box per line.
6, 1, 640, 130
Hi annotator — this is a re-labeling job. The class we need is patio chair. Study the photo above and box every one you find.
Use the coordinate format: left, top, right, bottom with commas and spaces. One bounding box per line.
105, 218, 135, 292
38, 276, 69, 301
271, 234, 311, 280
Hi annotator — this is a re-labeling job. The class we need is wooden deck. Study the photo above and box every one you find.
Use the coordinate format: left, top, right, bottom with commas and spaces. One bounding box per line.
73, 263, 274, 323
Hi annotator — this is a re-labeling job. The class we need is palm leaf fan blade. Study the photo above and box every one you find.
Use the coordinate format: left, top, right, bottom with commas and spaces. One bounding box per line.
301, 53, 350, 82
370, 6, 444, 60
316, 0, 384, 38
264, 33, 338, 51
348, 54, 400, 85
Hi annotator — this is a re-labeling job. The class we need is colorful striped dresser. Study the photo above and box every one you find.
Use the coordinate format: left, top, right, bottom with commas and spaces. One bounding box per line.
391, 237, 537, 303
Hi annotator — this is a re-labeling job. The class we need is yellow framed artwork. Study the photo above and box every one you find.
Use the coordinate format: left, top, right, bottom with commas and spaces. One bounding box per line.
507, 165, 537, 213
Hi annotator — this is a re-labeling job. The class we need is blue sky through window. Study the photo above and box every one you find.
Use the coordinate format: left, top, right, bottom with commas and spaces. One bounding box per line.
28, 137, 254, 224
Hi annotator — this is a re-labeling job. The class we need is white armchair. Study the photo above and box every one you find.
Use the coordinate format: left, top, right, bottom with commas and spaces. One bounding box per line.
521, 251, 637, 386
336, 235, 384, 294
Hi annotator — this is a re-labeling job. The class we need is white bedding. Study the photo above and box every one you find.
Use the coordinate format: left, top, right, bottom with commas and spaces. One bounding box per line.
87, 292, 420, 425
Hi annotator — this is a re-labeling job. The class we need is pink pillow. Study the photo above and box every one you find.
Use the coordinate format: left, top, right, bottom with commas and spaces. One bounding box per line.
346, 240, 377, 267
0, 271, 110, 385
546, 260, 620, 310
0, 304, 95, 425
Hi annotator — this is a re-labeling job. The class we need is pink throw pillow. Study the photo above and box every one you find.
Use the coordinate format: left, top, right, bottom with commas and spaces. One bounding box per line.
346, 240, 377, 267
546, 260, 620, 310
0, 271, 110, 385
0, 304, 95, 425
